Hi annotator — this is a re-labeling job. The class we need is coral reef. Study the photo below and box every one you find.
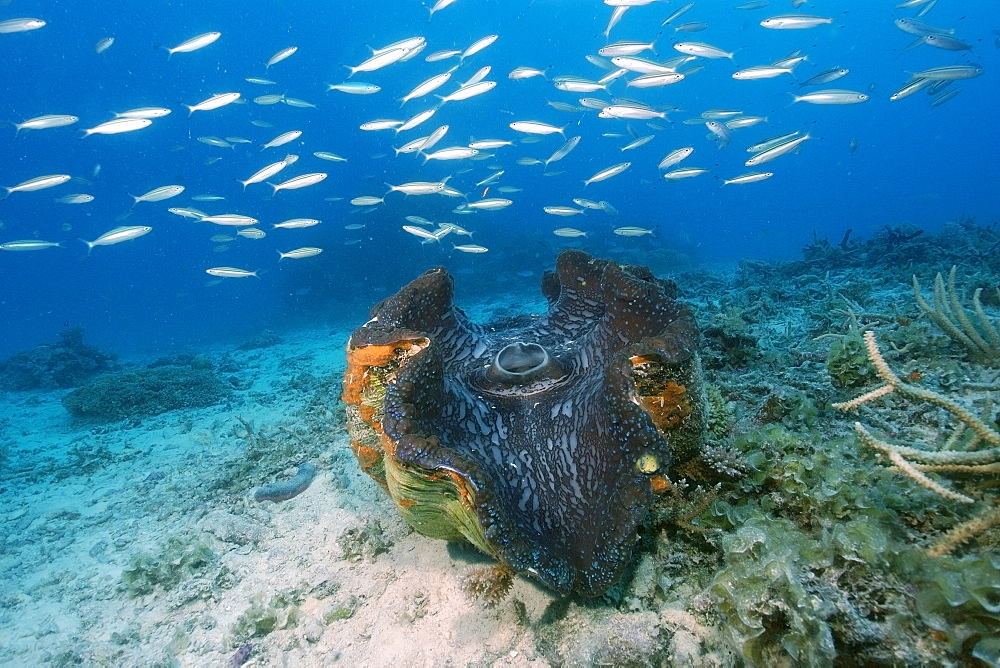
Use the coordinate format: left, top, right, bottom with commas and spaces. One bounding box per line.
61, 366, 230, 421
0, 326, 116, 390
236, 329, 283, 351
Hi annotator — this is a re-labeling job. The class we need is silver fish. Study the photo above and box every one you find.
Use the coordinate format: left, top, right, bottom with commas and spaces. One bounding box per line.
745, 134, 811, 166
266, 46, 298, 70
0, 18, 46, 33
131, 185, 184, 206
201, 214, 258, 226
278, 247, 323, 260
346, 48, 408, 78
165, 32, 221, 58
326, 82, 381, 94
2, 174, 71, 198
55, 193, 94, 204
799, 67, 850, 87
723, 171, 773, 185
13, 114, 78, 134
268, 173, 327, 194
461, 34, 498, 60
273, 218, 320, 229
400, 71, 454, 105
437, 80, 497, 103
613, 226, 653, 236
81, 225, 151, 252
185, 92, 240, 115
239, 161, 288, 191
628, 72, 684, 88
545, 136, 581, 167
81, 118, 151, 137
746, 132, 801, 153
509, 66, 547, 80
599, 40, 657, 57
790, 89, 869, 105
115, 107, 172, 119
465, 198, 512, 210
760, 15, 834, 29
0, 239, 62, 251
663, 167, 709, 180
673, 42, 735, 60
544, 206, 584, 216
206, 267, 258, 278
509, 120, 566, 137
911, 65, 983, 80
583, 162, 631, 187
385, 181, 447, 195
261, 130, 302, 150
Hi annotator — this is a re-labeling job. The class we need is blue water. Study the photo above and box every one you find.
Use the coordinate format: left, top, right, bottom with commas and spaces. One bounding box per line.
1, 0, 996, 358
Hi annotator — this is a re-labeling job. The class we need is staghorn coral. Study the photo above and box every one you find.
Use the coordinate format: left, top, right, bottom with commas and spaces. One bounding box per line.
913, 265, 1000, 363
834, 330, 1000, 556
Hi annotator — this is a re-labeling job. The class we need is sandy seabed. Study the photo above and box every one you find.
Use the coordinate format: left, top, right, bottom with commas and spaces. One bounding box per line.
0, 319, 727, 667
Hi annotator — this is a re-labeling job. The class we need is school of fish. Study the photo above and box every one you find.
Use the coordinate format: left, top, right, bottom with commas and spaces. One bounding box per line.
0, 0, 987, 276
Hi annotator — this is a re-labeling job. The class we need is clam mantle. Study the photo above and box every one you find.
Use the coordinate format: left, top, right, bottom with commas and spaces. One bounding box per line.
342, 250, 706, 597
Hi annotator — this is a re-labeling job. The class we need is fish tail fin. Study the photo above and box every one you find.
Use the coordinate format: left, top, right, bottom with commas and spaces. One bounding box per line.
786, 93, 800, 107
266, 182, 279, 196
420, 152, 429, 165
185, 105, 194, 116
383, 182, 395, 194
79, 238, 94, 255
277, 250, 285, 262
76, 130, 88, 140
343, 65, 355, 79
0, 188, 9, 201
238, 179, 248, 193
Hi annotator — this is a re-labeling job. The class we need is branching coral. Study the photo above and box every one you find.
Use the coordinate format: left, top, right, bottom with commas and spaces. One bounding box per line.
913, 265, 1000, 363
833, 330, 1000, 556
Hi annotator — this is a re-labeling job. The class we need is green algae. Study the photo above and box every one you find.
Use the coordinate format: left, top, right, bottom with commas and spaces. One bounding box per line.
121, 535, 219, 598
230, 591, 302, 644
